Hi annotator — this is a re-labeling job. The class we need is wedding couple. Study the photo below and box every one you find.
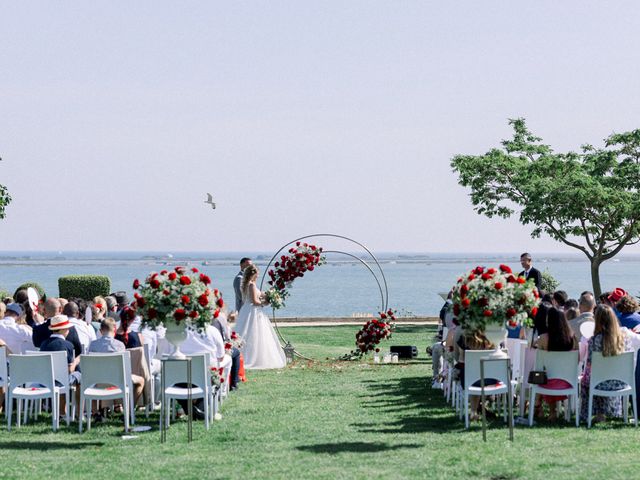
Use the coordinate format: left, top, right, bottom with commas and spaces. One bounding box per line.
233, 258, 286, 369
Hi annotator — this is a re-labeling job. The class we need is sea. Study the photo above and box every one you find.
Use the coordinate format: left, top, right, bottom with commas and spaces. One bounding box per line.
1, 251, 639, 317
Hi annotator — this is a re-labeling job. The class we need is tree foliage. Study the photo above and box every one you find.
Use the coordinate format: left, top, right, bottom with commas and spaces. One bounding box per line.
0, 157, 11, 219
451, 119, 640, 296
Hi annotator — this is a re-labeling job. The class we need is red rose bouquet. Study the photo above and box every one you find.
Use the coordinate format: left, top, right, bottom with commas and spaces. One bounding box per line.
132, 266, 223, 333
451, 264, 539, 333
266, 242, 326, 309
341, 309, 396, 359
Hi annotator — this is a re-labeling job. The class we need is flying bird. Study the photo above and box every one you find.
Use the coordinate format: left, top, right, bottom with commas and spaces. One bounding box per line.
204, 193, 216, 209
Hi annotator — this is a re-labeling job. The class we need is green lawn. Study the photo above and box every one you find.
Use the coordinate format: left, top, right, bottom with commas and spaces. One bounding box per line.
1, 325, 640, 479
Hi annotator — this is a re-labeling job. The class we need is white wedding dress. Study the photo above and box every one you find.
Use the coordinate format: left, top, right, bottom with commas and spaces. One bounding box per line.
234, 282, 286, 369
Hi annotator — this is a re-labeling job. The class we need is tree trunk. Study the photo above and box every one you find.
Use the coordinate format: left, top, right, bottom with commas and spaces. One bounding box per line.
590, 258, 602, 298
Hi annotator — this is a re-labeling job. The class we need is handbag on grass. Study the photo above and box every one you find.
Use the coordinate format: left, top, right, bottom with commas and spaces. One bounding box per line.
528, 370, 547, 385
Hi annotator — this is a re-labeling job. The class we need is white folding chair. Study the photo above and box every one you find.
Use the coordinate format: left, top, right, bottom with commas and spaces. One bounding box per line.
587, 351, 638, 428
79, 353, 130, 433
7, 354, 59, 431
505, 339, 527, 417
163, 354, 212, 430
24, 350, 76, 426
0, 346, 8, 418
143, 342, 157, 416
462, 350, 513, 429
528, 350, 580, 427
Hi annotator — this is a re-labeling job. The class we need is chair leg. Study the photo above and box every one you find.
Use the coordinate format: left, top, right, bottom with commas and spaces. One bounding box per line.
86, 397, 92, 432
6, 394, 13, 431
204, 396, 210, 430
624, 396, 629, 424
528, 388, 535, 427
52, 394, 58, 432
79, 395, 85, 433
464, 393, 469, 429
123, 395, 130, 433
17, 399, 22, 428
587, 392, 593, 428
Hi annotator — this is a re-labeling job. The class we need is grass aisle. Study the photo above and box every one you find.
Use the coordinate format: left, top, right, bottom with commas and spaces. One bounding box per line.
2, 325, 640, 479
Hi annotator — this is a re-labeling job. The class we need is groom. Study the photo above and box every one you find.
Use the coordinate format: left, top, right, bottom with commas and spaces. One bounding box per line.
233, 257, 252, 313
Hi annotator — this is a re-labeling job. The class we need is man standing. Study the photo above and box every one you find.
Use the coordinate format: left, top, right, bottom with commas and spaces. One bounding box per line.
213, 311, 241, 390
233, 257, 252, 313
519, 252, 542, 291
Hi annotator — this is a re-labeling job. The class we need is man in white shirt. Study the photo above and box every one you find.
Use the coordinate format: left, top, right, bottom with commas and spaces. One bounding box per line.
181, 324, 231, 369
63, 301, 96, 353
0, 303, 34, 354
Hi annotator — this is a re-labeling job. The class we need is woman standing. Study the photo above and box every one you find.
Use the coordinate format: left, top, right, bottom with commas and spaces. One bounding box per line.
234, 265, 286, 369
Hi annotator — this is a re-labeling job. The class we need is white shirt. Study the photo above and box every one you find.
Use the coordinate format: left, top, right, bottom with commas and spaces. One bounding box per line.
181, 325, 225, 365
69, 318, 97, 352
0, 318, 35, 354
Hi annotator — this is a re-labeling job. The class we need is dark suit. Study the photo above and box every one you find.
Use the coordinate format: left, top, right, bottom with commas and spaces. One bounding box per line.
233, 271, 243, 312
213, 318, 240, 389
33, 318, 83, 357
519, 267, 542, 292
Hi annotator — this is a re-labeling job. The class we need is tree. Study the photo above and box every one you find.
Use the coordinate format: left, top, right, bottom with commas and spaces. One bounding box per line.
451, 119, 640, 297
0, 157, 10, 219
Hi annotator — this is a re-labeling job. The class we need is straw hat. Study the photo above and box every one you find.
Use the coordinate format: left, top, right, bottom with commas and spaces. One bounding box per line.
49, 314, 71, 331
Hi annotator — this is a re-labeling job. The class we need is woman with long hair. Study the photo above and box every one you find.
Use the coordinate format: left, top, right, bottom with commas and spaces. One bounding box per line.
233, 265, 286, 369
534, 307, 578, 421
115, 306, 144, 349
580, 304, 632, 423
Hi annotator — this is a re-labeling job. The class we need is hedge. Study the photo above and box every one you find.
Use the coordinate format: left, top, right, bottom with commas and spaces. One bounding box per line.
14, 282, 46, 301
58, 275, 111, 300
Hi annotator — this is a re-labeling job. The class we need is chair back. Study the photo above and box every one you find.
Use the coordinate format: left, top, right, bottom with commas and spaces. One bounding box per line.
505, 339, 527, 381
464, 350, 510, 388
0, 346, 8, 386
8, 354, 55, 390
129, 347, 150, 383
25, 350, 69, 388
534, 350, 579, 387
590, 351, 636, 389
80, 353, 126, 390
163, 354, 209, 391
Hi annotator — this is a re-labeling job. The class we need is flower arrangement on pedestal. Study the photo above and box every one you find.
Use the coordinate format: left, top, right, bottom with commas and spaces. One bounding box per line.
132, 266, 224, 333
451, 264, 539, 334
266, 242, 326, 309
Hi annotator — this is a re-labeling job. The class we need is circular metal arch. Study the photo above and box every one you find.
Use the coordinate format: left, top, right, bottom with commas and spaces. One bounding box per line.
259, 233, 389, 312
258, 234, 390, 360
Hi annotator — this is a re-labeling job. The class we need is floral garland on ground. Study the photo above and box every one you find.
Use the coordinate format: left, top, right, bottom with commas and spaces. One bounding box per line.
340, 309, 396, 359
451, 264, 539, 333
132, 266, 224, 333
265, 242, 326, 309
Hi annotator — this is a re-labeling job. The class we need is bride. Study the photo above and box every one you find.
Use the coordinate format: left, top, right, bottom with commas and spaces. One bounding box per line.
234, 264, 286, 369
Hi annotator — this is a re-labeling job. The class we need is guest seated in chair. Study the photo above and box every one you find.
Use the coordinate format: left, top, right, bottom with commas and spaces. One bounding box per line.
89, 317, 145, 408
115, 306, 144, 349
40, 315, 82, 416
580, 305, 635, 424
534, 307, 578, 421
454, 329, 496, 421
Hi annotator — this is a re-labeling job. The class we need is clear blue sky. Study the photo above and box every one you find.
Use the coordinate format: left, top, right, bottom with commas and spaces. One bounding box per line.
2, 1, 640, 253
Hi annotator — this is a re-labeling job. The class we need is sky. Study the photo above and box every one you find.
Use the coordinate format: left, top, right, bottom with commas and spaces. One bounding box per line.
1, 1, 640, 254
